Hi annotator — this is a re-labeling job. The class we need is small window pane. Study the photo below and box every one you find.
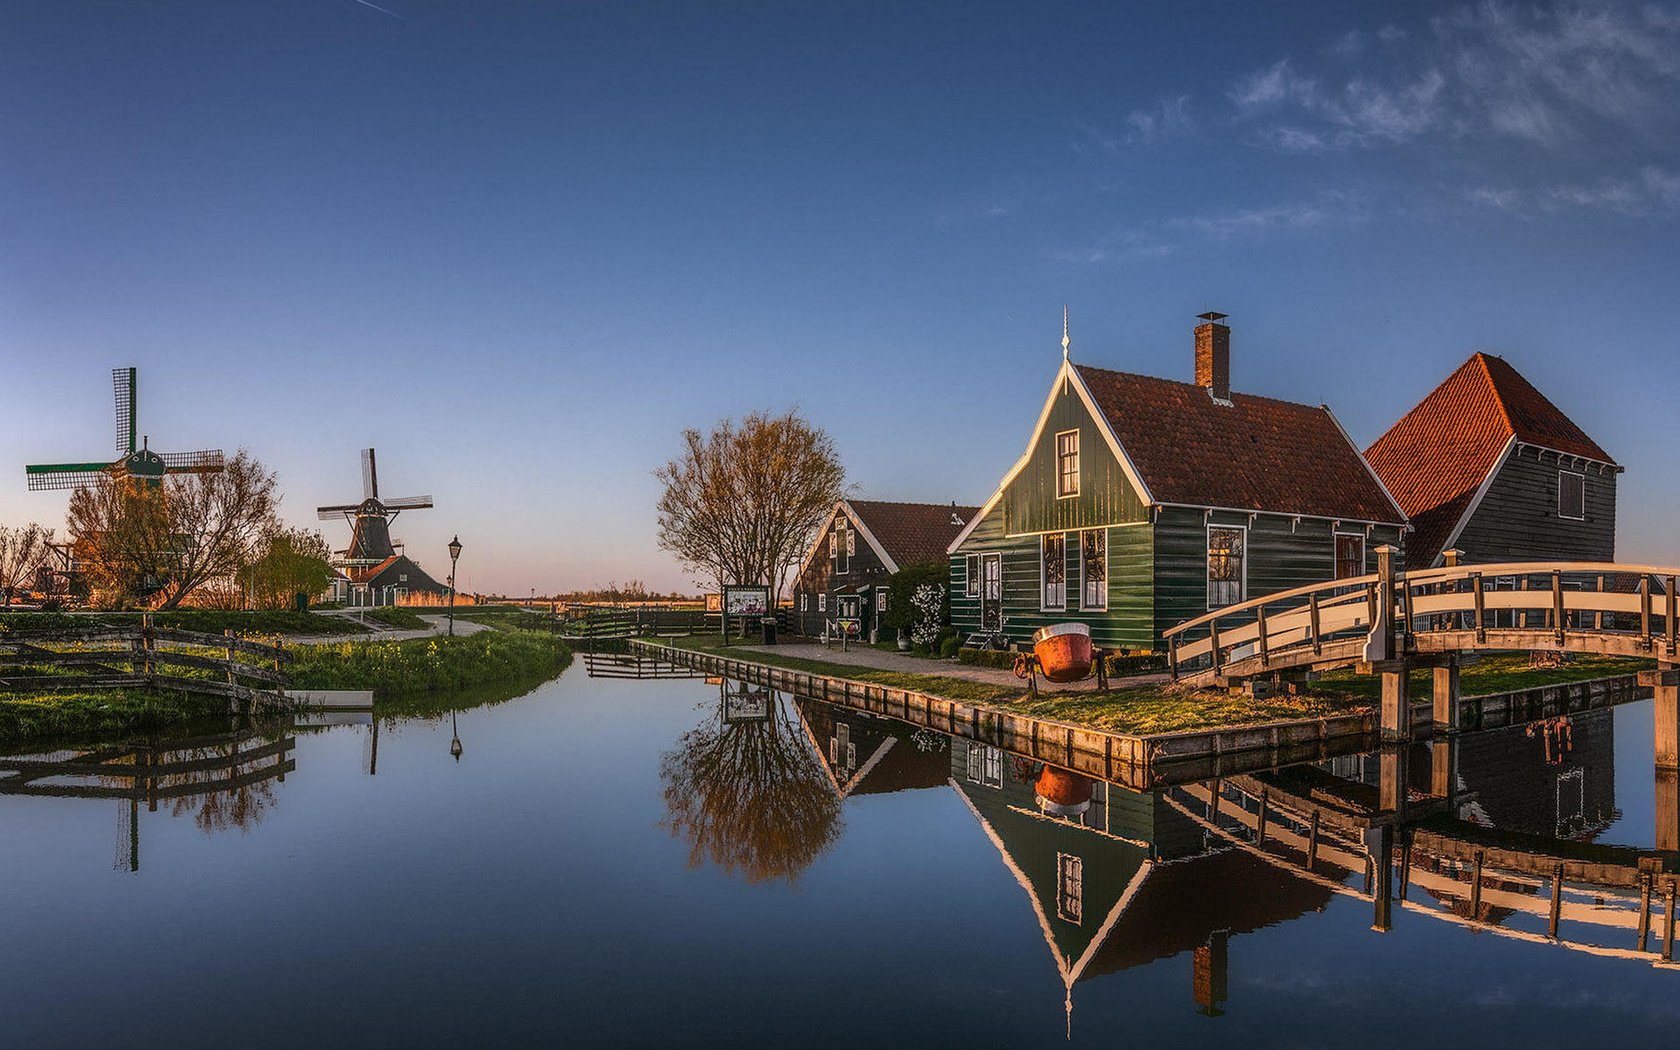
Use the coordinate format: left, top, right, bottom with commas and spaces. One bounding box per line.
1208, 528, 1245, 609
1056, 431, 1080, 497
965, 555, 980, 597
1042, 534, 1066, 610
1081, 530, 1107, 610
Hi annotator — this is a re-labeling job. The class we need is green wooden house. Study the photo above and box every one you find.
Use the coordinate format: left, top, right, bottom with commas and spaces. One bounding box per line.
948, 313, 1408, 652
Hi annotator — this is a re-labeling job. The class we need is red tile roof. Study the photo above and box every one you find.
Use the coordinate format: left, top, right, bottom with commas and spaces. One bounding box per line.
848, 499, 980, 569
1366, 353, 1616, 568
1073, 365, 1404, 524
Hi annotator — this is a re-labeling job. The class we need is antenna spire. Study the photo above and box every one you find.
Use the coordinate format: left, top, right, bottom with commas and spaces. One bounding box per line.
1061, 305, 1070, 360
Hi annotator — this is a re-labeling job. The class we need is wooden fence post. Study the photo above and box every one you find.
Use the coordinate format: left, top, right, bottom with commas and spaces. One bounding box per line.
142, 613, 155, 683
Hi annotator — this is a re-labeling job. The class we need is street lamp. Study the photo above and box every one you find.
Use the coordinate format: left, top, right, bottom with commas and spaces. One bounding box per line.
447, 535, 463, 637
449, 710, 463, 762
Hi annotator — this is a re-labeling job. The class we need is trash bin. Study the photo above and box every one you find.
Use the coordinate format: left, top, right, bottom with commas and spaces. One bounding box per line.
293, 591, 309, 612
761, 617, 778, 645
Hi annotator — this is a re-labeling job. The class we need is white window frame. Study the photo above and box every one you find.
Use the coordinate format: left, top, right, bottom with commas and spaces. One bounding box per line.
1079, 528, 1107, 612
1206, 523, 1247, 611
1333, 532, 1366, 581
1558, 470, 1586, 521
1040, 533, 1067, 612
1055, 430, 1081, 499
799, 593, 808, 612
965, 554, 980, 598
835, 522, 850, 575
1056, 852, 1083, 925
817, 593, 826, 613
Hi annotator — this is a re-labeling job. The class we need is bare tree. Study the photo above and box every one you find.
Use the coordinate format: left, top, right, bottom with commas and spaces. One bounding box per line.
66, 451, 280, 609
0, 523, 54, 606
655, 409, 845, 597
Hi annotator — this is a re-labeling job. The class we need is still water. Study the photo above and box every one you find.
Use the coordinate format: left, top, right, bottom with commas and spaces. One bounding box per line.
3, 657, 1677, 1048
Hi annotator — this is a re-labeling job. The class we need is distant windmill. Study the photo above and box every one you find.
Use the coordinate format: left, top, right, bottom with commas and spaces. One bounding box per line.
25, 367, 225, 490
317, 448, 434, 567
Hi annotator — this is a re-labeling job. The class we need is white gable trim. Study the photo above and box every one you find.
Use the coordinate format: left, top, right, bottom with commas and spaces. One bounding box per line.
840, 501, 901, 575
946, 359, 1156, 555
1435, 434, 1518, 565
1322, 405, 1410, 527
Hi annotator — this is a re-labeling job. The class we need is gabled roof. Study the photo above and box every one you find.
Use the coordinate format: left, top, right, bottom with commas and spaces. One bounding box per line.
1365, 352, 1618, 568
798, 498, 978, 583
1072, 364, 1406, 524
847, 500, 978, 570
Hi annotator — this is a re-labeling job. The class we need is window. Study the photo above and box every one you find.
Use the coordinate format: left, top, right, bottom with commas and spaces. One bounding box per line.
799, 593, 808, 612
1334, 533, 1365, 580
1207, 527, 1245, 609
1055, 430, 1080, 497
965, 554, 980, 597
966, 744, 1003, 787
1056, 853, 1083, 924
1559, 471, 1586, 520
1041, 533, 1067, 610
817, 593, 826, 613
835, 523, 850, 574
1080, 529, 1107, 610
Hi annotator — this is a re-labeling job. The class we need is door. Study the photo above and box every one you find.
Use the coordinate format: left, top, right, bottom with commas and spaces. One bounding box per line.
980, 553, 1003, 632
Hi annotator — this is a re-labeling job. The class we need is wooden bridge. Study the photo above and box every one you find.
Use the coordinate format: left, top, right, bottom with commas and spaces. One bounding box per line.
1164, 549, 1680, 748
0, 618, 290, 712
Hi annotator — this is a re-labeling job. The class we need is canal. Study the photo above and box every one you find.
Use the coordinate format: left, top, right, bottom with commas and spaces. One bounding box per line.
2, 658, 1677, 1047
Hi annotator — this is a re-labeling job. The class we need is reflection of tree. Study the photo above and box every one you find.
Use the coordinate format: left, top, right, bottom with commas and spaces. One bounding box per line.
174, 778, 277, 834
659, 693, 842, 885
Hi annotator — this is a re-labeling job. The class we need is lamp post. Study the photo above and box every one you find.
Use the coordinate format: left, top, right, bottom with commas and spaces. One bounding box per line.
447, 535, 463, 637
450, 710, 463, 762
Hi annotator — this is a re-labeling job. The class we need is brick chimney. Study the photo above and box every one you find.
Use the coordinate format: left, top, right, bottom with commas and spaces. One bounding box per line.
1194, 311, 1230, 401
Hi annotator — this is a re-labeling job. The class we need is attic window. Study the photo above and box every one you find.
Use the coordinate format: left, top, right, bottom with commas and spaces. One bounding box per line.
1559, 471, 1585, 520
1057, 853, 1083, 925
1056, 430, 1080, 498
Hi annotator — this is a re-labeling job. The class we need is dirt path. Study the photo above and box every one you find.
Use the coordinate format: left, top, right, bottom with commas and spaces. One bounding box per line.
283, 613, 492, 645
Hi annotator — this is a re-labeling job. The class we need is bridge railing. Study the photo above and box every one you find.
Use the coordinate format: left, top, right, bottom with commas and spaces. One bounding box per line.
1165, 558, 1680, 683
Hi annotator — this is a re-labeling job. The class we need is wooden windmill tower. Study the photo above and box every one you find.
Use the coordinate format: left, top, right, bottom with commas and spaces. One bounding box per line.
25, 367, 225, 490
317, 449, 443, 606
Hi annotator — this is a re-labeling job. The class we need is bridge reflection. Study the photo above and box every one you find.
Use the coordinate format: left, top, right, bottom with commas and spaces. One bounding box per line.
0, 720, 296, 871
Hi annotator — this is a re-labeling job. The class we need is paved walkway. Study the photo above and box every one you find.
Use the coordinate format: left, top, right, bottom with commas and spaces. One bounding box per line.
284, 613, 492, 645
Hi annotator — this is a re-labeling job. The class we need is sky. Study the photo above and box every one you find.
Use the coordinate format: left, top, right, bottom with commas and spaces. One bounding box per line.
2, 1, 1677, 594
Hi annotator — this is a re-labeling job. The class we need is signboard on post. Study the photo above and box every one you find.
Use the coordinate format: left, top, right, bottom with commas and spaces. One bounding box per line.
722, 585, 772, 638
704, 593, 723, 614
722, 683, 772, 724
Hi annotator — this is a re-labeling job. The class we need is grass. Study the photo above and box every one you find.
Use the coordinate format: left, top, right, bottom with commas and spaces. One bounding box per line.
657, 635, 1353, 735
1312, 652, 1653, 700
0, 687, 227, 744
358, 606, 430, 630
0, 609, 367, 636
288, 629, 572, 695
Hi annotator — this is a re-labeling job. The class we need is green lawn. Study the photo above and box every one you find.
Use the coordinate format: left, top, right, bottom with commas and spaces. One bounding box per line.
0, 688, 228, 744
288, 629, 572, 695
1313, 652, 1652, 700
0, 609, 367, 636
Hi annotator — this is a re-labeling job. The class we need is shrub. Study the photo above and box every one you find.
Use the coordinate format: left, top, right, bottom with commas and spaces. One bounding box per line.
937, 634, 961, 659
884, 561, 948, 632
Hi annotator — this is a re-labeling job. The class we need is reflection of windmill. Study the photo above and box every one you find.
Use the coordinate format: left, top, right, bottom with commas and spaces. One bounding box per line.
26, 367, 225, 490
317, 449, 444, 606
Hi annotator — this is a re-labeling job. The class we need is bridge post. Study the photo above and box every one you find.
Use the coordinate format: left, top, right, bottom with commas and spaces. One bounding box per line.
1366, 822, 1396, 933
1379, 663, 1410, 741
1659, 768, 1679, 854
1432, 656, 1461, 731
1648, 664, 1680, 771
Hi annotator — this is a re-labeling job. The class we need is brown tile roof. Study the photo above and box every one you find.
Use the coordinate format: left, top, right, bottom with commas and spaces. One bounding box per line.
1366, 353, 1615, 568
1073, 365, 1404, 524
848, 499, 980, 569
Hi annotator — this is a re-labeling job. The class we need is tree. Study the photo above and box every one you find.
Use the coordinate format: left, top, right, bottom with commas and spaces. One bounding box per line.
246, 527, 335, 609
655, 408, 845, 597
658, 691, 842, 885
66, 451, 280, 609
0, 523, 54, 606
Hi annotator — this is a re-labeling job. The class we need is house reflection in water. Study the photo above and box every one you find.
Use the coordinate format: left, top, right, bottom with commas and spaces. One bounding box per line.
946, 737, 1332, 1029
794, 697, 950, 800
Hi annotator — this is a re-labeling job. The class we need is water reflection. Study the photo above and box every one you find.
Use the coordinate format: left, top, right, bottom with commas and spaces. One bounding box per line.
0, 720, 295, 871
658, 682, 842, 885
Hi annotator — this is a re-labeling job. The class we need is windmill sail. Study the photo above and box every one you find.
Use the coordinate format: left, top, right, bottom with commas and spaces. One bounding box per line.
26, 465, 113, 491
113, 367, 136, 455
159, 450, 226, 474
382, 495, 434, 510
363, 448, 378, 501
25, 366, 223, 492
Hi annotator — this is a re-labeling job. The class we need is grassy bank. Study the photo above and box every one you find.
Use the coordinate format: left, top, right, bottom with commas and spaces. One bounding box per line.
657, 635, 1358, 736
0, 688, 228, 744
0, 609, 365, 636
288, 629, 572, 695
1313, 652, 1653, 700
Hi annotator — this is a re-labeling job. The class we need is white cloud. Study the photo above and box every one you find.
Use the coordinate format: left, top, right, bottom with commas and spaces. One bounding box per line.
1464, 167, 1680, 215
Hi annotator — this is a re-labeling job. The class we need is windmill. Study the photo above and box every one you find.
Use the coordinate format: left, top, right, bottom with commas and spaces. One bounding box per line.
317, 448, 434, 568
25, 367, 225, 490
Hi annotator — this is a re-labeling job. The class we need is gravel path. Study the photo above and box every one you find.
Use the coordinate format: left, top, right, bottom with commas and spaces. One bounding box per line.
283, 613, 492, 645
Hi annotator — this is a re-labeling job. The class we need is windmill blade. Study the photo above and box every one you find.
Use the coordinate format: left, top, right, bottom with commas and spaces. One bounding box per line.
159, 449, 225, 474
26, 465, 114, 491
383, 495, 433, 510
113, 367, 137, 455
317, 504, 361, 520
362, 448, 378, 500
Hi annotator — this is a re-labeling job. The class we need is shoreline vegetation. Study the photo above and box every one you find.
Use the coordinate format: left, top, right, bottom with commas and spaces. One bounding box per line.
655, 635, 1652, 738
0, 613, 573, 747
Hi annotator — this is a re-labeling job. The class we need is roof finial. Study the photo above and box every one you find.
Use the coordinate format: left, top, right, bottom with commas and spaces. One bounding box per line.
1061, 304, 1070, 361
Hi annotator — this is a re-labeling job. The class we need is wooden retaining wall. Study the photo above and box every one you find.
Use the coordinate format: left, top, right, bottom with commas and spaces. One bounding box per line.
632, 640, 1382, 789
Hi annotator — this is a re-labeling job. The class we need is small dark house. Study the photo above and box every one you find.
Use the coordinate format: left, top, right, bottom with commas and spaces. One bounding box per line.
791, 499, 977, 641
948, 313, 1408, 652
1366, 352, 1620, 570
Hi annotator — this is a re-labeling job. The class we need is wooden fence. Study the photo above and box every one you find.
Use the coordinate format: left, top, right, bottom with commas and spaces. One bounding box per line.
0, 617, 290, 711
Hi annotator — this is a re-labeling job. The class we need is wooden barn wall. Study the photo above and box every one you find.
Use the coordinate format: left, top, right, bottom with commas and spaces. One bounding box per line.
1151, 508, 1407, 644
790, 507, 896, 636
1453, 446, 1617, 564
1005, 377, 1149, 536
950, 502, 1155, 652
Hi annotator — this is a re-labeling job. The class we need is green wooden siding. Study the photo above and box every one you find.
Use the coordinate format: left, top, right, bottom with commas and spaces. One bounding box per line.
1453, 445, 1616, 564
1006, 376, 1149, 536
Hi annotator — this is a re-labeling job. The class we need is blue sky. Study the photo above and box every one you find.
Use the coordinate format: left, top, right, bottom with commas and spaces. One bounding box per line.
2, 1, 1676, 593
